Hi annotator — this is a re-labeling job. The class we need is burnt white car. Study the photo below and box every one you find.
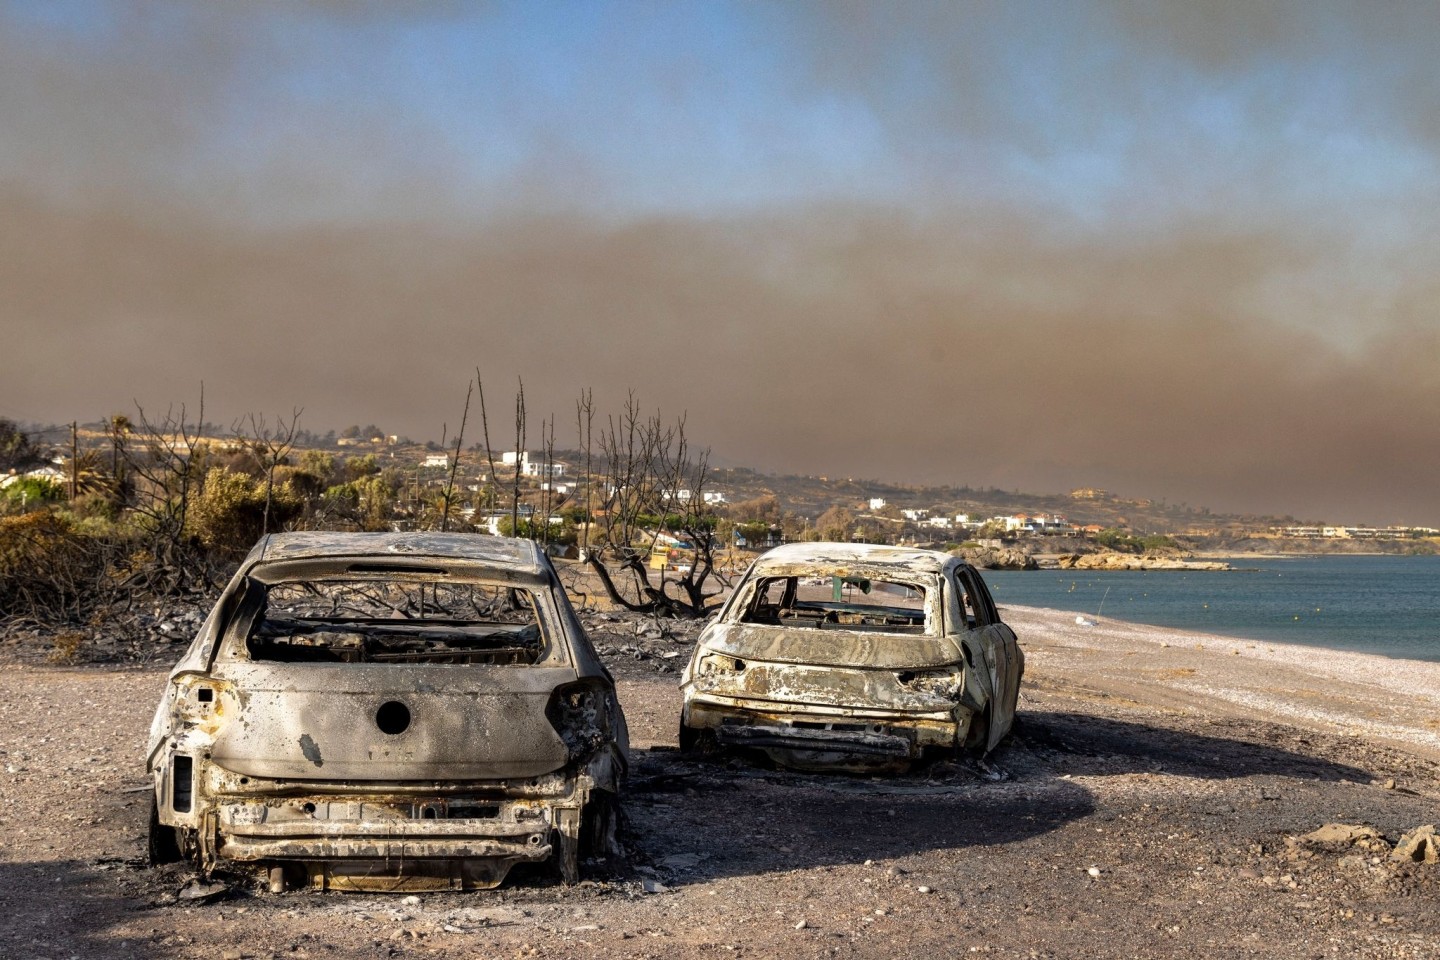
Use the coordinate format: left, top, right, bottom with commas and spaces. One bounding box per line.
680, 543, 1022, 771
146, 532, 627, 892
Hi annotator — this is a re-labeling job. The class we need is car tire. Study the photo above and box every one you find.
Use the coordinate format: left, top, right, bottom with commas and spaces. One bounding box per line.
964, 707, 991, 754
678, 721, 721, 756
678, 720, 700, 753
579, 791, 622, 869
554, 828, 581, 885
147, 795, 182, 865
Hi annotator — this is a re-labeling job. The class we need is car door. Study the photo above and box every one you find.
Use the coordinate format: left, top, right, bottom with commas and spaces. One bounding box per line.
955, 565, 1021, 750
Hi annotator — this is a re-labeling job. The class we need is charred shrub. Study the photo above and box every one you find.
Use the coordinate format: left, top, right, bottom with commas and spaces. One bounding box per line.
0, 512, 130, 622
188, 467, 302, 559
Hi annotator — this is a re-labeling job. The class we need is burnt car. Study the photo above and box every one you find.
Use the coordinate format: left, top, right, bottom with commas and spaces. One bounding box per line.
679, 543, 1021, 771
146, 532, 627, 892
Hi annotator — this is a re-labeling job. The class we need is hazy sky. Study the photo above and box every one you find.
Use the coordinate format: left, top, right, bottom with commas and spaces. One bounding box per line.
3, 1, 1439, 523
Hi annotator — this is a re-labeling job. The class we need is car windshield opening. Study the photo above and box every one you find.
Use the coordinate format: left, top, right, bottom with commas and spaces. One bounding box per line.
247, 578, 545, 664
738, 575, 930, 635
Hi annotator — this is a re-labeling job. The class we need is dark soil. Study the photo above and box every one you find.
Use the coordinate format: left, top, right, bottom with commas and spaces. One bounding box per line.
1, 608, 1438, 959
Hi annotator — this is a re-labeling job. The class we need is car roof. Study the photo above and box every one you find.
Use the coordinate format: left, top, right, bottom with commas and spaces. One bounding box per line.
250, 532, 546, 574
747, 542, 955, 577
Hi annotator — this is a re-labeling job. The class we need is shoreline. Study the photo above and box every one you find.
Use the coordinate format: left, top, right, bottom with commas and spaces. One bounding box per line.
1002, 603, 1440, 762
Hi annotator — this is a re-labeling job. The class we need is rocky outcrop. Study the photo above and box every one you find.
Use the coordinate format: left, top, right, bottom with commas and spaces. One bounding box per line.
1302, 823, 1384, 846
952, 546, 1038, 570
1053, 553, 1232, 571
1391, 825, 1440, 864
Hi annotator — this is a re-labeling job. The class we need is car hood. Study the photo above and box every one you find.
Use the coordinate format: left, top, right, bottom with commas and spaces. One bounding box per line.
699, 623, 962, 670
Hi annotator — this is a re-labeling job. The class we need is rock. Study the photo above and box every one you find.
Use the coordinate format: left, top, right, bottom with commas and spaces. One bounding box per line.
952, 547, 1037, 571
1086, 867, 1101, 877
1390, 825, 1439, 864
641, 879, 669, 894
178, 879, 229, 903
916, 885, 933, 893
401, 895, 421, 907
1054, 553, 1232, 572
1303, 824, 1381, 846
794, 919, 807, 930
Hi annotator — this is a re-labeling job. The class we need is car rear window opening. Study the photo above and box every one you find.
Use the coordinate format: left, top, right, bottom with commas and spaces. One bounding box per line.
739, 575, 931, 635
246, 579, 546, 665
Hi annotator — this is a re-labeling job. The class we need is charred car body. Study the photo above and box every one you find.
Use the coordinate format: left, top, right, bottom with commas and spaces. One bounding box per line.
680, 543, 1021, 771
146, 532, 627, 892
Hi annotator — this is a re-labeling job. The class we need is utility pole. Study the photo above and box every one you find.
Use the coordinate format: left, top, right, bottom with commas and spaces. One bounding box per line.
70, 421, 78, 500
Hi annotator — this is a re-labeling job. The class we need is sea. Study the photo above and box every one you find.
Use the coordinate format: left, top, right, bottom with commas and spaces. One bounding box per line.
984, 554, 1440, 663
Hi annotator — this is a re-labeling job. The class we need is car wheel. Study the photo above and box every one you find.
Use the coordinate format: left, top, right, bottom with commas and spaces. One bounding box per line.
554, 828, 581, 885
964, 707, 991, 753
678, 720, 720, 755
147, 795, 182, 865
579, 791, 622, 869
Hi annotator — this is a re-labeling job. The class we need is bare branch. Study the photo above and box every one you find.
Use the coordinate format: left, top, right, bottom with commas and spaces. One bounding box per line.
440, 381, 473, 533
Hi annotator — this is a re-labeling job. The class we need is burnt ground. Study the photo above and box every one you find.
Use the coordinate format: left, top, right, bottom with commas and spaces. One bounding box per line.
2, 608, 1439, 959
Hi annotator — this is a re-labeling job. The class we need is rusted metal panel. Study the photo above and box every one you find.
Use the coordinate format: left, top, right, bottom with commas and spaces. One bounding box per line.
255, 531, 547, 571
700, 623, 962, 669
206, 665, 574, 781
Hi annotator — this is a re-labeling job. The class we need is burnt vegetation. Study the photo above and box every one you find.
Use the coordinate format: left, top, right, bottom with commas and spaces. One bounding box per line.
6, 376, 1434, 661
0, 380, 737, 660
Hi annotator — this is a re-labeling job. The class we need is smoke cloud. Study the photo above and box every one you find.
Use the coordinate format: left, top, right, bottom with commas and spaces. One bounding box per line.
3, 3, 1439, 524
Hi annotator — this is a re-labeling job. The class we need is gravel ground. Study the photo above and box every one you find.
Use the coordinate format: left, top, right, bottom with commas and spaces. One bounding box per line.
2, 605, 1438, 959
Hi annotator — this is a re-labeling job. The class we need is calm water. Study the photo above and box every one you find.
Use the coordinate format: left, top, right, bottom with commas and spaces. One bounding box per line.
984, 555, 1440, 662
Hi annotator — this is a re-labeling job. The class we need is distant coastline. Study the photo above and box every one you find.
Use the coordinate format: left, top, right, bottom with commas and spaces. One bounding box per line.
1040, 553, 1232, 571
985, 554, 1440, 663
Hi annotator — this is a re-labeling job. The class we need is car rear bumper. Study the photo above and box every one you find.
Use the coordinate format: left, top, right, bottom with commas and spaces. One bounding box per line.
684, 693, 966, 760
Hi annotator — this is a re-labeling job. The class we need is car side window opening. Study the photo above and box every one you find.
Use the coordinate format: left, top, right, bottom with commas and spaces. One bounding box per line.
954, 568, 995, 628
738, 574, 931, 635
243, 577, 548, 665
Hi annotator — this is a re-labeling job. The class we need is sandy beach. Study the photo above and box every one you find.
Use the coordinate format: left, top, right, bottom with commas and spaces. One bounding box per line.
2, 605, 1438, 958
1002, 605, 1440, 763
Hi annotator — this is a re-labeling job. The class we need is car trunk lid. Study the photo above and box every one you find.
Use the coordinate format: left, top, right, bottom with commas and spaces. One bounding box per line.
701, 623, 961, 670
207, 663, 574, 781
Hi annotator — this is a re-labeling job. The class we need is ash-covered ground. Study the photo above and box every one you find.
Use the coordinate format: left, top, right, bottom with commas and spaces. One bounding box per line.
2, 604, 1439, 959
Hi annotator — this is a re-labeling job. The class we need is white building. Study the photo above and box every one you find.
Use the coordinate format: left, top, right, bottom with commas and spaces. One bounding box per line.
869, 498, 887, 510
520, 456, 566, 479
502, 450, 568, 478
